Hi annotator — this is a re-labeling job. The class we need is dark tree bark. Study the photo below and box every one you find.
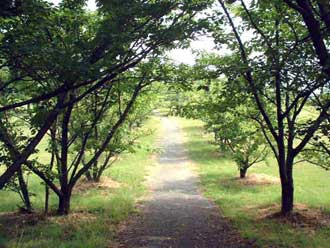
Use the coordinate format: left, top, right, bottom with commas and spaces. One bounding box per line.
57, 189, 72, 215
277, 154, 295, 215
239, 167, 248, 178
0, 73, 147, 215
56, 94, 74, 215
17, 167, 33, 213
280, 174, 294, 215
45, 126, 56, 214
44, 183, 50, 214
283, 0, 330, 78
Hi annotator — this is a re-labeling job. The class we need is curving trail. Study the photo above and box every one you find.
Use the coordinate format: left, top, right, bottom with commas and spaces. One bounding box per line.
117, 116, 254, 248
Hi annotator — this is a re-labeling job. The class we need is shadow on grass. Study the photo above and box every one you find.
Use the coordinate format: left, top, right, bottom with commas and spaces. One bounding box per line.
0, 211, 111, 248
201, 171, 267, 195
183, 140, 222, 161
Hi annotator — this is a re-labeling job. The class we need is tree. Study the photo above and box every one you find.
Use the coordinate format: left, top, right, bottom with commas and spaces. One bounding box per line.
167, 61, 268, 178
79, 80, 157, 182
0, 69, 146, 214
0, 0, 213, 190
210, 0, 330, 215
208, 101, 268, 179
0, 117, 35, 213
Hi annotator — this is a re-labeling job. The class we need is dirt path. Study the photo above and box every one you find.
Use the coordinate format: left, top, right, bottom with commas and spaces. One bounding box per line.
117, 117, 254, 248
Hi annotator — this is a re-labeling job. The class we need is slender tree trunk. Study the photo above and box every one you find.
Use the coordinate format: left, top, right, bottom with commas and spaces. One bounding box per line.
57, 95, 74, 215
92, 92, 99, 182
82, 157, 93, 181
17, 167, 32, 213
45, 141, 55, 214
95, 174, 101, 183
92, 160, 98, 181
95, 154, 112, 182
45, 185, 50, 213
85, 170, 93, 181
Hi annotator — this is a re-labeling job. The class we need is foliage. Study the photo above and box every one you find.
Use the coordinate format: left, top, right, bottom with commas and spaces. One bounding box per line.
205, 0, 330, 215
0, 0, 214, 214
0, 0, 213, 191
301, 118, 330, 171
164, 65, 268, 178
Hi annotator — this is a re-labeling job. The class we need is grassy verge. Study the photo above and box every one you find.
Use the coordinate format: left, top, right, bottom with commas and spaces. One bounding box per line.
0, 116, 160, 248
176, 116, 330, 248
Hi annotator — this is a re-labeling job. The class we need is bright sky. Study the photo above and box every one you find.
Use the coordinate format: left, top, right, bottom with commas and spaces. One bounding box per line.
168, 36, 219, 65
48, 0, 218, 65
48, 0, 97, 10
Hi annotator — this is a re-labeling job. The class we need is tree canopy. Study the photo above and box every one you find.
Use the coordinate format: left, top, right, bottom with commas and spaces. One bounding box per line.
1, 0, 330, 219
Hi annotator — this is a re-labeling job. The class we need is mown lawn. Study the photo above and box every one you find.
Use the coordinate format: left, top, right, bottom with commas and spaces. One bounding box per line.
0, 116, 160, 248
176, 116, 330, 248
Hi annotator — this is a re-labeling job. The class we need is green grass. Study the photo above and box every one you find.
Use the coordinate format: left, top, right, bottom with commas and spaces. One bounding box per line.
176, 116, 330, 248
0, 116, 160, 248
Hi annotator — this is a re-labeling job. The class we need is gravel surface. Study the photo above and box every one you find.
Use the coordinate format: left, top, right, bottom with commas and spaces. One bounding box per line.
117, 117, 255, 248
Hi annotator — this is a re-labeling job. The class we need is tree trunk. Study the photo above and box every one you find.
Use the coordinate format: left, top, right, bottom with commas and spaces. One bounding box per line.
45, 185, 50, 214
280, 178, 294, 215
95, 174, 101, 183
85, 170, 93, 181
92, 160, 98, 181
57, 191, 71, 215
45, 140, 55, 214
239, 167, 248, 178
279, 157, 294, 216
57, 98, 74, 216
94, 152, 113, 182
17, 168, 33, 213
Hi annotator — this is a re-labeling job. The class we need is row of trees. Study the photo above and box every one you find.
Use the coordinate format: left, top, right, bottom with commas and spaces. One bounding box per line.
0, 0, 329, 218
167, 78, 268, 179
0, 0, 213, 215
167, 0, 330, 216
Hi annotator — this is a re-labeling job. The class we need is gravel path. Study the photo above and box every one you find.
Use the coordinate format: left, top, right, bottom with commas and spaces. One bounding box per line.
117, 117, 255, 248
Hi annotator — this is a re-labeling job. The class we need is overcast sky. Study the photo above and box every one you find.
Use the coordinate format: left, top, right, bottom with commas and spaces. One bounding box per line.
48, 0, 218, 65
